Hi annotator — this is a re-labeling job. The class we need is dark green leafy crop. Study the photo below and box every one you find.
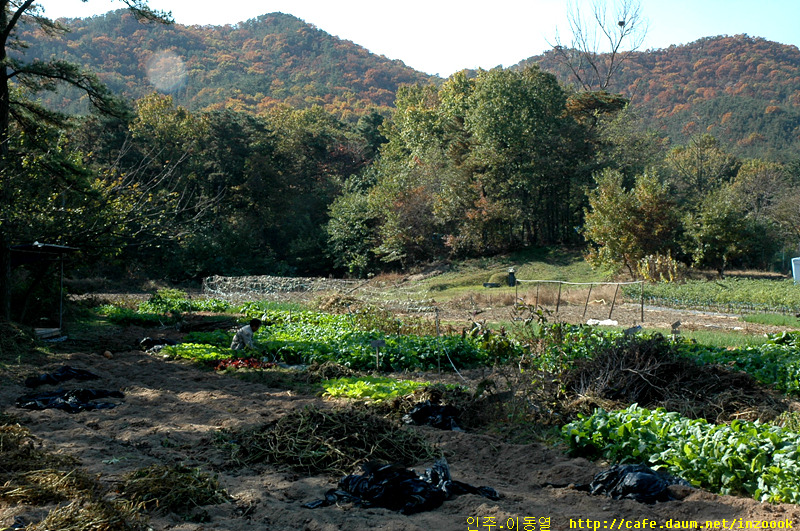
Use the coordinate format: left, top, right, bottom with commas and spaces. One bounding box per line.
563, 405, 800, 503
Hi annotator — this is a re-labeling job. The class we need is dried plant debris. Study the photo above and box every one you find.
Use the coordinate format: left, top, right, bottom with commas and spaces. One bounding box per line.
0, 411, 22, 425
0, 322, 37, 361
0, 423, 149, 531
0, 468, 98, 505
562, 334, 789, 422
374, 382, 503, 431
0, 424, 78, 473
226, 406, 436, 476
25, 499, 148, 531
305, 361, 358, 382
118, 464, 229, 514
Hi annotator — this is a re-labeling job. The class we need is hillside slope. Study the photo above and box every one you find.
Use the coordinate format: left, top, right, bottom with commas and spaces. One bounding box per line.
17, 11, 800, 158
17, 10, 436, 119
522, 35, 800, 160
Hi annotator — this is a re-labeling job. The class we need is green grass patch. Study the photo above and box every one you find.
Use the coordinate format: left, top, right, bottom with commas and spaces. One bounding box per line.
639, 327, 768, 349
94, 289, 235, 328
182, 330, 233, 347
422, 246, 609, 297
96, 305, 171, 327
741, 313, 800, 327
235, 300, 308, 315
160, 343, 234, 363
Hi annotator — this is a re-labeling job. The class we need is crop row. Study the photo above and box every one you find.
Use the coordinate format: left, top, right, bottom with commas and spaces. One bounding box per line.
563, 405, 800, 504
624, 278, 800, 314
158, 308, 523, 372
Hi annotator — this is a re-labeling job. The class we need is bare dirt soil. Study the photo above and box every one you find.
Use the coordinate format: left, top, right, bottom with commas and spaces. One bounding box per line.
3, 309, 800, 531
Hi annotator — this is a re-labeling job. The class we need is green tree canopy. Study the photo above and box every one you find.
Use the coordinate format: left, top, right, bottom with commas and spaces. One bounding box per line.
583, 168, 679, 276
0, 0, 171, 320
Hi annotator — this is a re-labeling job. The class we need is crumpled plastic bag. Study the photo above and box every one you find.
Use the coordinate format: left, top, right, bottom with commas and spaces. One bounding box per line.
578, 464, 691, 504
24, 365, 100, 388
303, 458, 499, 514
16, 389, 125, 414
402, 401, 462, 431
140, 337, 177, 350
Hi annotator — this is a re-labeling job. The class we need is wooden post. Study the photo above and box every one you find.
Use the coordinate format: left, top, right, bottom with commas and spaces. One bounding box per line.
640, 281, 645, 322
370, 339, 386, 371
555, 282, 563, 314
435, 307, 441, 374
608, 284, 620, 319
583, 284, 593, 319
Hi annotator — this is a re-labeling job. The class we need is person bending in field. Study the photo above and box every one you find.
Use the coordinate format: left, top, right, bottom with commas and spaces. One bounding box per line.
231, 318, 262, 350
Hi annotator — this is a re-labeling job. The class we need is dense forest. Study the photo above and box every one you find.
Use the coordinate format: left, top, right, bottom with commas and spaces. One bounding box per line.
5, 4, 800, 323
21, 11, 800, 161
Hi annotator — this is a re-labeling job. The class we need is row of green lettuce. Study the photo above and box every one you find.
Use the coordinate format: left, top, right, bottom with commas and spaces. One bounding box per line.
160, 308, 524, 372
563, 405, 800, 504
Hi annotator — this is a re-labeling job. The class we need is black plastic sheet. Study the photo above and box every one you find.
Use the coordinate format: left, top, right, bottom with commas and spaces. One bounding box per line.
24, 365, 100, 388
16, 389, 125, 414
578, 464, 691, 504
402, 401, 463, 431
304, 458, 499, 514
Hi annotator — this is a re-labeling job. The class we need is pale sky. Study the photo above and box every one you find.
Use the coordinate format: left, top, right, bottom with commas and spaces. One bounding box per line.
34, 0, 800, 77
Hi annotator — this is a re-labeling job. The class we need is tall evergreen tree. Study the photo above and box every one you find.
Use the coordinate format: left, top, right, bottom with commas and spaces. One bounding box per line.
0, 0, 170, 321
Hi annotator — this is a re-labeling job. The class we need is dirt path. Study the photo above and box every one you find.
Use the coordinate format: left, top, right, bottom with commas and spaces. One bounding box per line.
3, 346, 800, 531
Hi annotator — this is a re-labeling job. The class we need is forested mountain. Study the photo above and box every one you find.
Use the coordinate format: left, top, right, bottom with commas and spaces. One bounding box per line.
17, 10, 435, 119
8, 2, 800, 313
520, 35, 800, 161
19, 11, 800, 159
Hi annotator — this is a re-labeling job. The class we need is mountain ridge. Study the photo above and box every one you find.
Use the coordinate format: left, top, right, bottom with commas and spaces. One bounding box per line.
518, 34, 800, 159
17, 11, 800, 158
20, 10, 436, 119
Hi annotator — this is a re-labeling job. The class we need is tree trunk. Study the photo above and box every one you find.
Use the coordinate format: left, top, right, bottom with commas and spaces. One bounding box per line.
0, 3, 12, 322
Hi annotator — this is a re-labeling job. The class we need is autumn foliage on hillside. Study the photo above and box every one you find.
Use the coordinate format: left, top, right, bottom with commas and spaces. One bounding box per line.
525, 35, 800, 160
17, 10, 434, 120
17, 11, 800, 157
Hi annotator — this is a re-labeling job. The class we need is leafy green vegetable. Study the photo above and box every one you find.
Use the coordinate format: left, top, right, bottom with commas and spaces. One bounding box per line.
323, 376, 429, 401
183, 330, 233, 347
160, 343, 233, 362
563, 405, 800, 504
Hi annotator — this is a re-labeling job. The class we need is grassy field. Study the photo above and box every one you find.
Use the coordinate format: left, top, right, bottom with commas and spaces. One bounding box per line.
417, 247, 611, 300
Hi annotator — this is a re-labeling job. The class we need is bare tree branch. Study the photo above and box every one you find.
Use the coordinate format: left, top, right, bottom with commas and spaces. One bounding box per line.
549, 0, 649, 91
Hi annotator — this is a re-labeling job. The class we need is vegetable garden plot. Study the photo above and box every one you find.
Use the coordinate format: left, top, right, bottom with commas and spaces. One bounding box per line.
564, 405, 800, 504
